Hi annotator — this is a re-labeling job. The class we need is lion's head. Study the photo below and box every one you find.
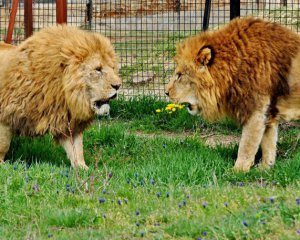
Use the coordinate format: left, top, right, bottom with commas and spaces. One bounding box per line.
166, 38, 223, 121
23, 25, 123, 121
62, 50, 122, 118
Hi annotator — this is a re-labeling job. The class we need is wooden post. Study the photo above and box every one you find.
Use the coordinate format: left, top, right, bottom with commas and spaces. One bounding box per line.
5, 0, 19, 43
24, 0, 33, 38
56, 0, 67, 24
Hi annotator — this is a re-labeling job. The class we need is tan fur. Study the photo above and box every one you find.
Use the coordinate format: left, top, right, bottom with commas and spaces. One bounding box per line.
0, 25, 122, 168
165, 17, 300, 172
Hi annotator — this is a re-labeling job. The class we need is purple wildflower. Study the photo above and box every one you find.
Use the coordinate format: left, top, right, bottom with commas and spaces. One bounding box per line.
202, 202, 207, 208
32, 184, 39, 191
136, 211, 140, 216
242, 220, 248, 227
259, 219, 266, 225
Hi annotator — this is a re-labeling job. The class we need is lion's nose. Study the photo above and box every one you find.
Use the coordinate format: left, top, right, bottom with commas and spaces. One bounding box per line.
165, 91, 169, 96
111, 84, 121, 90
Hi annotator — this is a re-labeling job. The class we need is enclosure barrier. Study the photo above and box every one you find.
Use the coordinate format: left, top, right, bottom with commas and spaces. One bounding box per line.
0, 0, 298, 98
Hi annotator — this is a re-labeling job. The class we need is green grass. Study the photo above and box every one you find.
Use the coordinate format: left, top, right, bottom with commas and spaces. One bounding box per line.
1, 98, 300, 239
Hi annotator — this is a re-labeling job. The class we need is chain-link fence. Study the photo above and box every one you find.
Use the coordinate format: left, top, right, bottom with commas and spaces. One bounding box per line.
0, 0, 299, 98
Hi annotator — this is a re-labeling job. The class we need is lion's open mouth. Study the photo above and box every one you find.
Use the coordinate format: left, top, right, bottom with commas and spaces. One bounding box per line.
181, 102, 192, 111
94, 100, 109, 109
186, 103, 192, 111
94, 93, 117, 109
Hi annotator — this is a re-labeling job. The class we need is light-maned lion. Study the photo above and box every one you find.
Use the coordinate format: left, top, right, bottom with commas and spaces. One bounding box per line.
0, 25, 122, 169
166, 17, 300, 172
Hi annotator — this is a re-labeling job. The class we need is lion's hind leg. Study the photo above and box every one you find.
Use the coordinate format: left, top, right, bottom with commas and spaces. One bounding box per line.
0, 122, 12, 163
259, 119, 279, 170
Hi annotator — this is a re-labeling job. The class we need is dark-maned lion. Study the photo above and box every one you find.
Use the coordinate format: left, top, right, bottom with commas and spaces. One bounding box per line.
0, 25, 122, 169
166, 17, 300, 172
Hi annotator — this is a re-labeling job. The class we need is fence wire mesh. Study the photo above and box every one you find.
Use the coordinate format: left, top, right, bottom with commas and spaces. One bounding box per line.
0, 0, 299, 98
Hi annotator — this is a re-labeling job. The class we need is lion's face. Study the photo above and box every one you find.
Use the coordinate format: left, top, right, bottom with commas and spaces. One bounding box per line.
64, 53, 122, 119
83, 55, 121, 116
165, 67, 200, 115
166, 47, 214, 116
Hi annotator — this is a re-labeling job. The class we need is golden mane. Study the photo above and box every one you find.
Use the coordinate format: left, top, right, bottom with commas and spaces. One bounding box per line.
0, 25, 118, 137
176, 17, 300, 124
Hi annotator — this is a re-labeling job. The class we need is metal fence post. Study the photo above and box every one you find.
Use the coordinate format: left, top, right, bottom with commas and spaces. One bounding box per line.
86, 0, 93, 30
56, 0, 67, 24
202, 0, 212, 31
24, 0, 33, 38
5, 0, 19, 43
230, 0, 240, 20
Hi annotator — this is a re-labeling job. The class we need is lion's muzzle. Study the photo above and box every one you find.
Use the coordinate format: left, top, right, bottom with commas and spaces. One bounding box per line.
93, 92, 118, 116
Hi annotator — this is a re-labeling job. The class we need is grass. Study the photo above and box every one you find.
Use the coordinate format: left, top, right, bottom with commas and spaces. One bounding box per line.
1, 97, 300, 239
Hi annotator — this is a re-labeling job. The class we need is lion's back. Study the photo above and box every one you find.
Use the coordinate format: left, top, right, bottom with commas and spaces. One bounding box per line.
176, 17, 300, 124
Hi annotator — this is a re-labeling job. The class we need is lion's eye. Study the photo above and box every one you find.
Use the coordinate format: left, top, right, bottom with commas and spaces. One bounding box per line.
95, 67, 102, 73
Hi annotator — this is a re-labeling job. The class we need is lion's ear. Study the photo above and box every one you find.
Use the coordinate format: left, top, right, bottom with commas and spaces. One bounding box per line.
195, 46, 214, 67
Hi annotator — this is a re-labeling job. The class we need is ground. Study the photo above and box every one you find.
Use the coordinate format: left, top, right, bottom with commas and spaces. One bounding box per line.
1, 97, 300, 239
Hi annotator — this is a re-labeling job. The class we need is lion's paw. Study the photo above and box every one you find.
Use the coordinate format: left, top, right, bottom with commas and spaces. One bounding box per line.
256, 163, 272, 171
233, 161, 252, 172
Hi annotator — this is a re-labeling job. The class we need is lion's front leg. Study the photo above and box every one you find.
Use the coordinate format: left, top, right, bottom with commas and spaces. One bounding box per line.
59, 133, 88, 169
0, 122, 12, 164
259, 120, 279, 170
233, 111, 267, 172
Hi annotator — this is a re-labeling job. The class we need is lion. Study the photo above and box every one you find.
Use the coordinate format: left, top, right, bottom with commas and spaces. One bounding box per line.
0, 25, 122, 169
165, 17, 300, 172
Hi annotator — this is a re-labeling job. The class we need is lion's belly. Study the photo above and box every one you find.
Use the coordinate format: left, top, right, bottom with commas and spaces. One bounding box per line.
277, 93, 300, 121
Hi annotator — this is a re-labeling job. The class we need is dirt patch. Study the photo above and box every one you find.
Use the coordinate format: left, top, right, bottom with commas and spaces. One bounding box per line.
201, 133, 239, 147
132, 130, 239, 147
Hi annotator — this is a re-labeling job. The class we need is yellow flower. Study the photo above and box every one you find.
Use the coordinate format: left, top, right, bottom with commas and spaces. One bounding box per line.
167, 103, 176, 107
155, 109, 161, 113
178, 105, 184, 109
172, 108, 176, 112
165, 106, 172, 111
